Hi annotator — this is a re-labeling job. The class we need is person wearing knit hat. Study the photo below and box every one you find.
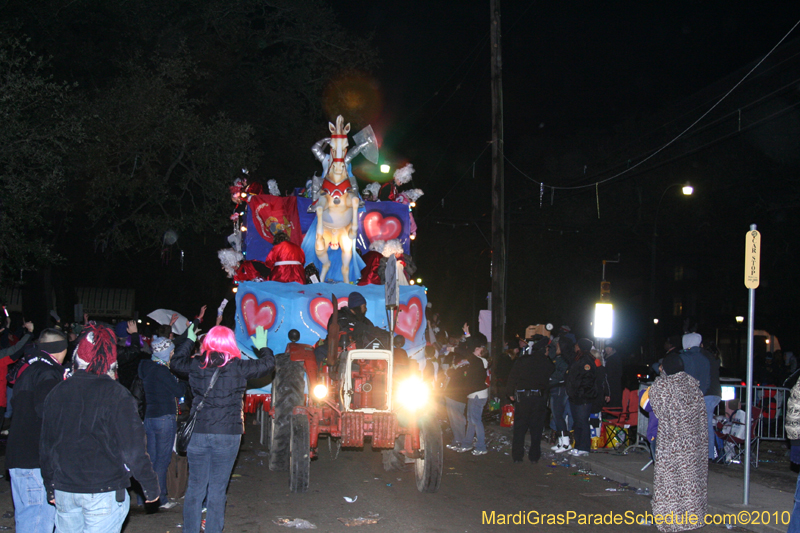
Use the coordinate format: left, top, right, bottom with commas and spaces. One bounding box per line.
150, 337, 175, 365
565, 339, 598, 457
648, 346, 708, 531
348, 291, 367, 310
138, 334, 184, 508
325, 291, 386, 351
40, 322, 160, 528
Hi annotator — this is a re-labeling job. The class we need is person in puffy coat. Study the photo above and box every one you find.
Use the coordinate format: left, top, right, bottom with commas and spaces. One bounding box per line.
170, 325, 275, 533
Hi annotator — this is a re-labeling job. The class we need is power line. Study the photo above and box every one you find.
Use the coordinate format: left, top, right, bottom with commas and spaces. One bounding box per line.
504, 17, 800, 192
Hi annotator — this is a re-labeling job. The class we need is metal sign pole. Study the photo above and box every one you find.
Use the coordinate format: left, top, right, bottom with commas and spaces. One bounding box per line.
743, 223, 761, 505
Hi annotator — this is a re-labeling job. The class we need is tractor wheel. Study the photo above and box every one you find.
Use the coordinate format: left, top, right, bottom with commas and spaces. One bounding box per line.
289, 414, 311, 493
382, 436, 407, 472
415, 418, 443, 493
269, 354, 305, 472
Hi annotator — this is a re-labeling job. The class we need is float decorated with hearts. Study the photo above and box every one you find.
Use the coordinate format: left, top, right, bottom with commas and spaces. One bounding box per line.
221, 117, 427, 399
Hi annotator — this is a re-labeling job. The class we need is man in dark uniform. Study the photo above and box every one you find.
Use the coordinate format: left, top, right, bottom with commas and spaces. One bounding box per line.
505, 335, 553, 463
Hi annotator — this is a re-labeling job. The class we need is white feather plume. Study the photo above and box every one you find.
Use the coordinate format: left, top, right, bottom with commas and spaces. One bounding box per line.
369, 239, 386, 253
382, 239, 404, 257
398, 188, 424, 203
393, 164, 415, 185
363, 182, 380, 199
267, 179, 281, 196
218, 248, 243, 278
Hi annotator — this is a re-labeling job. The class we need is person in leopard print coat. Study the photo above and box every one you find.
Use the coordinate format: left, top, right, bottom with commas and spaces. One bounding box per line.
648, 353, 708, 532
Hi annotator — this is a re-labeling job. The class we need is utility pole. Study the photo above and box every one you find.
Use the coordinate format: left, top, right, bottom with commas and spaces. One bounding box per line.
490, 0, 506, 361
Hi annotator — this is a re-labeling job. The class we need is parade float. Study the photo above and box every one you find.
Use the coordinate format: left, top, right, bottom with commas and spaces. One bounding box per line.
218, 116, 441, 493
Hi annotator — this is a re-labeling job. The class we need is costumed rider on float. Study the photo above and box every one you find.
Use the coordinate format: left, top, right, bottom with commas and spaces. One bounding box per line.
263, 230, 306, 284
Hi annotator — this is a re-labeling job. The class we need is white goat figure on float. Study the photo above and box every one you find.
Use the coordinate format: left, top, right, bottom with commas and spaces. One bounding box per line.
308, 115, 371, 283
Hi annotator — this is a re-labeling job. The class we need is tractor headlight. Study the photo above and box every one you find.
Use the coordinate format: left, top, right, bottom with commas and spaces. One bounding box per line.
313, 384, 328, 399
396, 377, 429, 411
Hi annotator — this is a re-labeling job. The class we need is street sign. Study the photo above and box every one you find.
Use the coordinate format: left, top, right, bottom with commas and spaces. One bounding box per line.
744, 229, 761, 289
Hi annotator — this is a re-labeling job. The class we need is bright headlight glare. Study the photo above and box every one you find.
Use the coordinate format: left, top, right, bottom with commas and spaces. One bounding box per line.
313, 384, 328, 399
397, 377, 429, 411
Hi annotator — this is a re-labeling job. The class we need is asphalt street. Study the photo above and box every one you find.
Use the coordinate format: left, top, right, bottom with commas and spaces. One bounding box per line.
9, 416, 740, 533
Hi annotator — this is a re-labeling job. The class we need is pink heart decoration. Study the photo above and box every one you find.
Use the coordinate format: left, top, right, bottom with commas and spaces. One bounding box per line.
241, 294, 276, 335
363, 211, 402, 242
396, 297, 423, 341
309, 297, 348, 330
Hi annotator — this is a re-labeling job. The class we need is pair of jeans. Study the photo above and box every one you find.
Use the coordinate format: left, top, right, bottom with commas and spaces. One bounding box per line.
569, 401, 593, 452
512, 394, 547, 462
54, 489, 129, 533
9, 468, 55, 533
464, 396, 488, 452
445, 397, 467, 447
145, 414, 177, 503
549, 386, 572, 433
184, 433, 241, 533
704, 395, 721, 459
790, 470, 800, 533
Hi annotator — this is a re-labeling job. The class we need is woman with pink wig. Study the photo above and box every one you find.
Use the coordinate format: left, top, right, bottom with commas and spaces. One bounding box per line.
170, 324, 274, 533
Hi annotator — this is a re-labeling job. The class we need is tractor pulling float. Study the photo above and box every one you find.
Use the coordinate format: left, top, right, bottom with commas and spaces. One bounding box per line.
220, 116, 443, 493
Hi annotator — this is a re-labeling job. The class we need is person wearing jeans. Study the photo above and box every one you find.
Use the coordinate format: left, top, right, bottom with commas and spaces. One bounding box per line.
139, 335, 184, 507
170, 324, 275, 533
463, 345, 490, 455
6, 328, 66, 533
40, 323, 160, 533
184, 433, 241, 532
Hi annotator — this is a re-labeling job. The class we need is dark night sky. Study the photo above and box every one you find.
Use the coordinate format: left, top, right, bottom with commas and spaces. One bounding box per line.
328, 1, 800, 358
8, 1, 800, 369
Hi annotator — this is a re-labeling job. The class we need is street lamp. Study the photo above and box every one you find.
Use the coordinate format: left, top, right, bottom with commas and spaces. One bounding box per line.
649, 182, 693, 358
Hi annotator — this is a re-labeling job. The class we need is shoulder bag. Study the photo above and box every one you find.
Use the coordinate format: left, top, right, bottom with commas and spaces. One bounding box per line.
176, 367, 220, 455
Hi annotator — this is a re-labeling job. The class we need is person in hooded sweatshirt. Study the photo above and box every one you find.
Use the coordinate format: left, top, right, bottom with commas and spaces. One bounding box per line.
138, 335, 185, 509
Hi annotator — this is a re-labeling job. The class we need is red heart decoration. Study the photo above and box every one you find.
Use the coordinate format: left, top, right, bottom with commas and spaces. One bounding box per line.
363, 211, 402, 242
309, 297, 348, 330
241, 294, 277, 335
396, 296, 423, 341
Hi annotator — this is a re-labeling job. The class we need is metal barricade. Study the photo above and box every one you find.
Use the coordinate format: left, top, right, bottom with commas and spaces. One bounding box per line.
715, 384, 788, 441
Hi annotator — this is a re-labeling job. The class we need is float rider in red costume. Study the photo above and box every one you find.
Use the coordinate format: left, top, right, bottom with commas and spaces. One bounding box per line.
264, 231, 306, 284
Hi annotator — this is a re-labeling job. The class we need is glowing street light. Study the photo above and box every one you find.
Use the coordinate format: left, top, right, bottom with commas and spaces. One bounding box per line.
735, 316, 744, 323
594, 303, 613, 339
380, 164, 391, 174
653, 318, 659, 325
682, 183, 694, 196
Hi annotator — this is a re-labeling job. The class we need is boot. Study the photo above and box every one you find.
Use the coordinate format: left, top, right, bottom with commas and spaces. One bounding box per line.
554, 436, 572, 454
550, 432, 565, 451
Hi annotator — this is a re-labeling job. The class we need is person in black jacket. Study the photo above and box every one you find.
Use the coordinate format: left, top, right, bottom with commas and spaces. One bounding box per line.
506, 336, 553, 463
7, 328, 67, 533
139, 336, 185, 509
603, 342, 623, 408
565, 338, 597, 457
170, 324, 275, 533
40, 323, 159, 532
